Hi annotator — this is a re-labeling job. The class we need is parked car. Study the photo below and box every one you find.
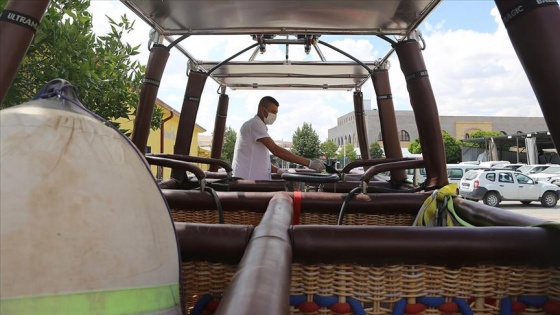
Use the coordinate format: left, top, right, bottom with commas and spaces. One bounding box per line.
516, 164, 553, 175
459, 169, 560, 207
406, 167, 426, 184
447, 164, 482, 195
492, 163, 526, 171
447, 164, 481, 184
407, 164, 491, 189
529, 165, 560, 184
460, 161, 511, 168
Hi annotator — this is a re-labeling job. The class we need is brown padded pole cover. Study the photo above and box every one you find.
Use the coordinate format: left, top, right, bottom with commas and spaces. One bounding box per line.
175, 222, 253, 264
172, 71, 208, 180
454, 198, 547, 227
373, 70, 407, 182
342, 157, 415, 174
495, 0, 560, 151
131, 44, 170, 154
394, 40, 448, 188
210, 94, 229, 171
229, 180, 381, 193
159, 178, 180, 189
361, 159, 425, 183
0, 0, 50, 104
151, 153, 232, 173
353, 91, 370, 160
215, 194, 293, 315
145, 156, 205, 181
163, 190, 427, 214
291, 225, 560, 266
225, 178, 396, 193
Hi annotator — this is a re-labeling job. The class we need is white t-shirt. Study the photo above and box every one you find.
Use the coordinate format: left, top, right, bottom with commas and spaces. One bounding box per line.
232, 116, 272, 180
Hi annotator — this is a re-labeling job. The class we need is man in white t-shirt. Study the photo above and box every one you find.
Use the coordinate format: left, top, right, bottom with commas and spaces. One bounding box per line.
232, 96, 325, 180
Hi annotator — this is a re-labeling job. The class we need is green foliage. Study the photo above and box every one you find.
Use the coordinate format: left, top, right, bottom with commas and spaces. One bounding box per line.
442, 130, 462, 163
369, 142, 384, 159
463, 130, 505, 149
1, 0, 162, 131
409, 131, 462, 163
291, 122, 321, 158
408, 138, 422, 154
337, 142, 357, 164
320, 139, 338, 160
469, 130, 503, 139
221, 126, 237, 165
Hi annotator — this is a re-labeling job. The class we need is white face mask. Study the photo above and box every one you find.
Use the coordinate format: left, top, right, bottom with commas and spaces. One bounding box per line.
262, 107, 277, 125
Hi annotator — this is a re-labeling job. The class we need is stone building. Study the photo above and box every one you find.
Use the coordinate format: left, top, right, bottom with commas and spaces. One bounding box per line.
327, 102, 547, 151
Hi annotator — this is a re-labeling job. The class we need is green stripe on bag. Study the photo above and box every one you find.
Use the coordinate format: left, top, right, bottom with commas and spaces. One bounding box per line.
0, 283, 179, 315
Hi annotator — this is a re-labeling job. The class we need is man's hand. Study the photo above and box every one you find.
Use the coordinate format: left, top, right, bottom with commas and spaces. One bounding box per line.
308, 159, 326, 172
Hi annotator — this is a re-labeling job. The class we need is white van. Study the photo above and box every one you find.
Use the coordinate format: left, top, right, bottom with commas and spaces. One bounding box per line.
447, 164, 482, 185
407, 164, 485, 187
406, 167, 426, 184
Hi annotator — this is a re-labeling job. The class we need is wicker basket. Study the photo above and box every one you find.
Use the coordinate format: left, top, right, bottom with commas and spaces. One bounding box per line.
171, 209, 416, 227
289, 264, 560, 315
182, 262, 559, 315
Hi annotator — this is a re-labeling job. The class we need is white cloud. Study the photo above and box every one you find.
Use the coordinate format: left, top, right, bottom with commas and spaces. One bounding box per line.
88, 2, 542, 143
401, 7, 540, 118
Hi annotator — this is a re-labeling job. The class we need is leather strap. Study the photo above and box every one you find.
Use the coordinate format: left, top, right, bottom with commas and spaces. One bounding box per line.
293, 191, 302, 225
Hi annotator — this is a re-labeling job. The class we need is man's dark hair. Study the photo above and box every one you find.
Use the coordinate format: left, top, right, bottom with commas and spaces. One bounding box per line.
259, 96, 279, 108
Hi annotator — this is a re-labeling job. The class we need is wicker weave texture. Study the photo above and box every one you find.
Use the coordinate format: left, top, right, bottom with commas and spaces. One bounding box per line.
171, 209, 415, 226
289, 264, 560, 315
181, 262, 559, 315
182, 261, 237, 313
171, 209, 263, 225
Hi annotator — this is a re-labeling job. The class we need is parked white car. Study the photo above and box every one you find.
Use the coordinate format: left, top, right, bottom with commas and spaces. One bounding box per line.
459, 169, 560, 207
446, 164, 482, 193
406, 167, 426, 184
460, 161, 511, 168
529, 165, 560, 185
516, 164, 552, 175
492, 163, 526, 171
407, 164, 482, 188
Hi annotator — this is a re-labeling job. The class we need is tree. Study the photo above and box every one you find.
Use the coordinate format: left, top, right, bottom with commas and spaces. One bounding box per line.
369, 142, 384, 159
0, 0, 162, 131
409, 138, 422, 154
469, 130, 503, 141
442, 130, 462, 163
463, 130, 508, 150
408, 131, 462, 163
338, 142, 357, 165
291, 122, 321, 158
221, 126, 237, 165
320, 139, 338, 160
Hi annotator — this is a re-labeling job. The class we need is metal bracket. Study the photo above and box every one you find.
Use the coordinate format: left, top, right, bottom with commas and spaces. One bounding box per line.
408, 30, 426, 50
376, 58, 391, 70
148, 28, 163, 51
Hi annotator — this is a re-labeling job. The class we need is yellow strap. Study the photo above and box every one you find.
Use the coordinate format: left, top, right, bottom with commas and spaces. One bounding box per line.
415, 183, 472, 227
0, 283, 179, 315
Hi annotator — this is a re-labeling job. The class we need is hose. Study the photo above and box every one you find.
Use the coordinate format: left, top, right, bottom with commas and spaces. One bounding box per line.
205, 187, 224, 224
337, 187, 362, 225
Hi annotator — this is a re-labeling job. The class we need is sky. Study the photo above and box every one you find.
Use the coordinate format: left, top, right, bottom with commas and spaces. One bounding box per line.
88, 1, 544, 142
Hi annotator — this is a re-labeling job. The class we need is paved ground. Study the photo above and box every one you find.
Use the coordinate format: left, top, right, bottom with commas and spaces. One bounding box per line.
480, 200, 560, 222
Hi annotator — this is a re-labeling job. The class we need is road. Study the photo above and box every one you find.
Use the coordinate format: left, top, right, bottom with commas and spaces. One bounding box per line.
486, 200, 560, 222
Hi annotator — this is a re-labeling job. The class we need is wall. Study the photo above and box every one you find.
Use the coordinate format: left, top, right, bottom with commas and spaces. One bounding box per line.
328, 110, 548, 152
115, 99, 208, 180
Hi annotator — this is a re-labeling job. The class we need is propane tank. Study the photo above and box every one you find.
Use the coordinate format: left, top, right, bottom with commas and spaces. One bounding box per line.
0, 80, 181, 314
